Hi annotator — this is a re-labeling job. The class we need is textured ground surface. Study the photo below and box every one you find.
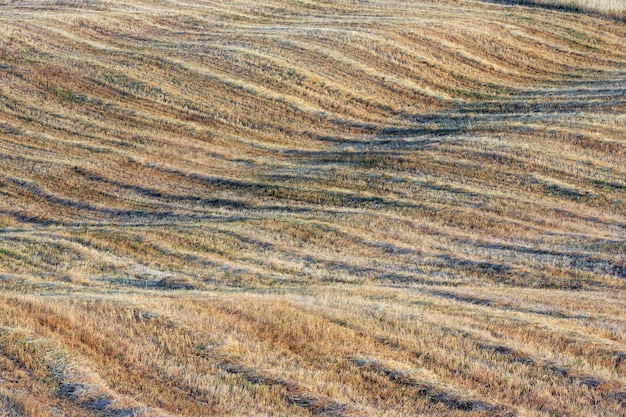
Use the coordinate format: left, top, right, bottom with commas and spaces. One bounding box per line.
0, 0, 625, 416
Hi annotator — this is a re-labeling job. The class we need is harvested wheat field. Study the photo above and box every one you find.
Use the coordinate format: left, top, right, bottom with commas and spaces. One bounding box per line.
0, 0, 625, 415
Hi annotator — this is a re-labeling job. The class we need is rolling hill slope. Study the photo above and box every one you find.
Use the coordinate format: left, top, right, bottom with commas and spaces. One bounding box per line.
0, 0, 625, 416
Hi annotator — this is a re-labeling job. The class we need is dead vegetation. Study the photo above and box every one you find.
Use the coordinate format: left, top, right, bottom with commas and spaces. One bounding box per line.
0, 0, 625, 415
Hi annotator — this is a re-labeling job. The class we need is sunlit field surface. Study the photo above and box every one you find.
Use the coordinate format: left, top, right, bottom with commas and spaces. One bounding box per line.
508, 0, 626, 19
0, 0, 625, 415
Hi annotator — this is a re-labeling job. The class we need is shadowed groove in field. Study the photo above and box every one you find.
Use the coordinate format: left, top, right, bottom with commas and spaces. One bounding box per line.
348, 356, 516, 415
219, 362, 358, 417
